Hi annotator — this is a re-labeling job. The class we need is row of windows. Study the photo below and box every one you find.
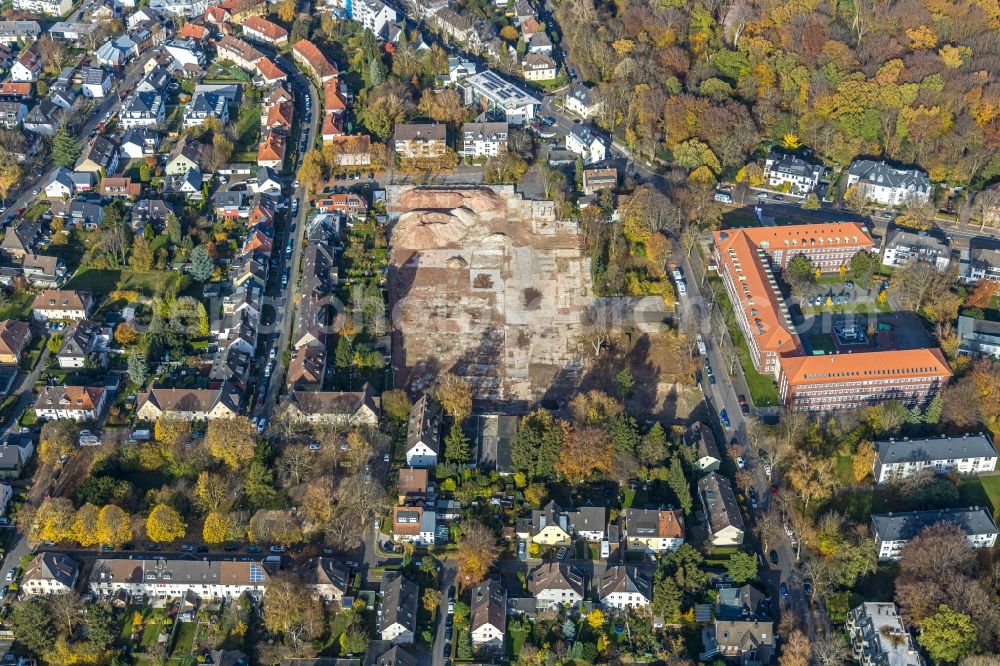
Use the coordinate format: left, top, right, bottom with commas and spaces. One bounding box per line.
802, 366, 943, 380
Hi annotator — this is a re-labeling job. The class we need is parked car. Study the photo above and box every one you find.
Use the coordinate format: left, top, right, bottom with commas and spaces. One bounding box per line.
556, 546, 568, 561
720, 408, 731, 430
270, 545, 286, 553
180, 544, 194, 551
749, 488, 758, 508
769, 550, 779, 565
736, 456, 746, 470
779, 582, 788, 598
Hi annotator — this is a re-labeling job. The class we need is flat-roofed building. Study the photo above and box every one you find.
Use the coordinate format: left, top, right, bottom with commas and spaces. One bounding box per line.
462, 70, 540, 125
846, 602, 922, 666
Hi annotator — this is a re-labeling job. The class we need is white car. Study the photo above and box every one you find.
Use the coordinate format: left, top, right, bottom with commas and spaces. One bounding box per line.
677, 280, 687, 295
763, 463, 772, 478
736, 456, 746, 470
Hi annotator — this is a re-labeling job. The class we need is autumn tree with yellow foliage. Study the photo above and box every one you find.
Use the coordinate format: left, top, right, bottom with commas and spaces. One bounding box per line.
146, 504, 187, 543
456, 520, 499, 589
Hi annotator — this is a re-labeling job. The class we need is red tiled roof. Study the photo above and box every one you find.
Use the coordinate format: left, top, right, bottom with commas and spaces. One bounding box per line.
179, 22, 209, 40
257, 132, 286, 163
292, 39, 338, 81
255, 57, 285, 82
324, 80, 346, 113
266, 100, 294, 129
780, 348, 951, 386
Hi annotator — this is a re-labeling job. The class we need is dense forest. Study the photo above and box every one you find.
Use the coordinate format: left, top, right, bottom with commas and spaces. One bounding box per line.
557, 0, 1000, 188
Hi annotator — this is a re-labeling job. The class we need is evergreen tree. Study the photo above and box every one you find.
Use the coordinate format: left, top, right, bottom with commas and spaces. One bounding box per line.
444, 423, 470, 463
511, 409, 563, 479
166, 213, 182, 246
574, 157, 584, 190
51, 126, 80, 169
562, 618, 576, 641
335, 336, 353, 368
666, 457, 693, 514
186, 245, 214, 281
369, 57, 387, 86
127, 351, 148, 387
610, 412, 640, 453
924, 394, 942, 424
651, 574, 682, 624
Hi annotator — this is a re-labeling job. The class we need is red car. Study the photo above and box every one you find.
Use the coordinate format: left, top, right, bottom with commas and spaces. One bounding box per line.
15, 207, 24, 215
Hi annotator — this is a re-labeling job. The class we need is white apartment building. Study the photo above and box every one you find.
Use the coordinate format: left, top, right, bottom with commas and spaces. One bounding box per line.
871, 507, 999, 561
90, 558, 269, 600
763, 152, 823, 194
12, 0, 72, 16
873, 433, 998, 484
846, 160, 932, 207
846, 603, 922, 666
461, 121, 508, 158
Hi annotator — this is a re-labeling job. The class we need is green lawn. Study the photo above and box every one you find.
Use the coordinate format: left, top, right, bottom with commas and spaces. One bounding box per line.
65, 268, 179, 296
721, 209, 760, 229
835, 454, 856, 485
0, 289, 35, 321
960, 474, 1000, 521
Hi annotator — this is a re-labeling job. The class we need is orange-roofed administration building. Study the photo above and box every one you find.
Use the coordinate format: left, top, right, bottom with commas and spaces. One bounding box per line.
778, 349, 951, 411
292, 39, 338, 83
712, 222, 951, 411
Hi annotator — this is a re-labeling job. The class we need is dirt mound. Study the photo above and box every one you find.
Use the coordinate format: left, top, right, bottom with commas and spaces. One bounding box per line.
393, 188, 508, 250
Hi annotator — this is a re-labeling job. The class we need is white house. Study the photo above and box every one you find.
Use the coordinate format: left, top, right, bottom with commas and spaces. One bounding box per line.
880, 229, 950, 272
623, 508, 685, 553
871, 507, 998, 561
685, 422, 721, 472
698, 472, 745, 546
461, 70, 539, 125
120, 128, 160, 159
527, 563, 585, 610
90, 558, 269, 600
44, 168, 75, 199
183, 91, 228, 128
81, 68, 112, 98
22, 552, 79, 596
461, 121, 508, 158
163, 38, 205, 70
470, 578, 506, 650
873, 433, 998, 484
11, 46, 41, 82
521, 53, 557, 81
351, 0, 397, 37
391, 506, 436, 547
846, 160, 932, 207
565, 83, 601, 119
763, 152, 823, 194
566, 123, 607, 164
598, 566, 651, 610
120, 91, 165, 129
405, 395, 441, 467
33, 385, 107, 421
12, 0, 72, 16
378, 574, 418, 644
846, 603, 922, 666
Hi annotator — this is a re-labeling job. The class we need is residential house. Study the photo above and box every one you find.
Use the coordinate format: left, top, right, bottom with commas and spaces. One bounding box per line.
44, 168, 75, 199
64, 200, 104, 229
846, 603, 922, 666
0, 101, 27, 129
120, 128, 160, 159
21, 254, 66, 287
0, 21, 41, 46
95, 36, 137, 68
378, 574, 418, 644
0, 82, 32, 99
350, 0, 396, 37
135, 385, 241, 420
517, 501, 606, 545
405, 395, 442, 467
0, 436, 32, 479
131, 199, 175, 232
4, 129, 40, 163
373, 647, 417, 666
34, 385, 107, 421
21, 552, 79, 596
470, 578, 506, 650
11, 44, 41, 82
255, 57, 286, 85
82, 68, 113, 98
526, 31, 552, 54
164, 38, 205, 70
961, 246, 1000, 284
685, 422, 721, 472
623, 508, 685, 553
565, 123, 607, 164
303, 558, 350, 603
292, 39, 338, 82
881, 229, 950, 271
520, 53, 557, 81
177, 21, 209, 42
391, 506, 436, 546
22, 98, 63, 134
957, 315, 1000, 359
76, 135, 120, 174
90, 558, 269, 600
873, 433, 998, 484
316, 193, 368, 218
253, 167, 283, 197
582, 167, 617, 195
462, 70, 539, 125
565, 83, 600, 118
394, 123, 447, 160
1, 220, 39, 259
871, 507, 999, 560
241, 15, 288, 46
215, 35, 263, 72
165, 138, 204, 176
703, 620, 776, 664
846, 160, 932, 207
183, 91, 229, 128
0, 320, 31, 364
598, 566, 651, 610
99, 177, 141, 198
11, 0, 72, 15
49, 21, 98, 43
32, 289, 93, 321
431, 8, 477, 47
527, 563, 585, 610
715, 585, 769, 621
397, 468, 430, 504
257, 131, 286, 168
263, 100, 294, 132
763, 152, 823, 194
461, 121, 507, 158
56, 320, 110, 369
285, 386, 381, 426
120, 91, 165, 129
698, 472, 745, 546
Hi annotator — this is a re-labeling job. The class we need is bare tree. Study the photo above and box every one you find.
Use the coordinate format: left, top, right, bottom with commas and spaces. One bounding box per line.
581, 300, 627, 355
812, 631, 850, 666
753, 508, 783, 552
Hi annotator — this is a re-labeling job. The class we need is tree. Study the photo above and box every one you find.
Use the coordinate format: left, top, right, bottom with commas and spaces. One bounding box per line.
725, 551, 758, 584
30, 497, 75, 543
127, 351, 148, 386
422, 587, 442, 614
166, 213, 182, 246
511, 409, 564, 479
130, 235, 154, 271
38, 419, 78, 466
51, 126, 80, 169
849, 251, 880, 283
784, 255, 816, 304
48, 592, 84, 636
435, 374, 472, 423
146, 504, 186, 542
298, 149, 325, 192
72, 503, 101, 547
614, 369, 635, 398
276, 0, 296, 21
890, 261, 954, 313
155, 418, 192, 448
0, 159, 21, 206
381, 389, 412, 425
780, 630, 812, 666
85, 603, 119, 648
651, 574, 682, 624
444, 424, 470, 464
556, 425, 613, 483
637, 422, 668, 466
854, 440, 875, 482
666, 457, 693, 514
210, 134, 234, 172
587, 609, 605, 630
919, 605, 978, 663
114, 322, 138, 346
11, 599, 56, 656
203, 511, 230, 544
456, 520, 499, 588
483, 152, 528, 184
802, 192, 820, 209
206, 416, 257, 469
186, 245, 214, 281
341, 629, 370, 655
262, 578, 324, 648
96, 505, 133, 547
